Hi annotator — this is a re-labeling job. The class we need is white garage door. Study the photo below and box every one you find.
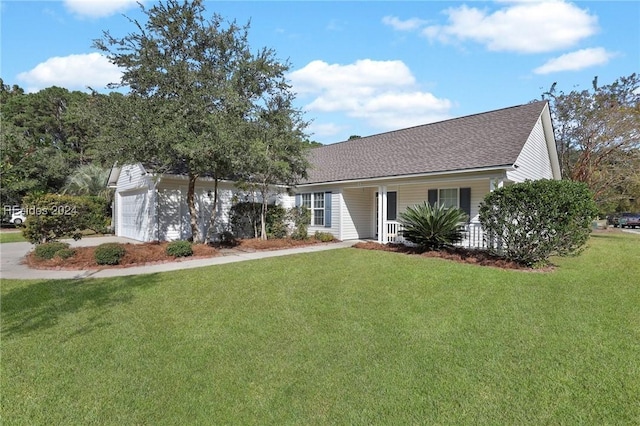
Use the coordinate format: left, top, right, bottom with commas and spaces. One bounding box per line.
119, 189, 148, 241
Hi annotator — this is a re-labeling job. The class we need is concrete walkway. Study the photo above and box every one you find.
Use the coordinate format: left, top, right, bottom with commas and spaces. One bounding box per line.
0, 236, 359, 280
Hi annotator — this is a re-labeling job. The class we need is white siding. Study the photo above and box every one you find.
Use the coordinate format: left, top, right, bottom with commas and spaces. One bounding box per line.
156, 180, 239, 241
341, 187, 374, 240
116, 164, 151, 192
278, 193, 296, 210
507, 117, 554, 183
398, 180, 489, 222
157, 187, 183, 241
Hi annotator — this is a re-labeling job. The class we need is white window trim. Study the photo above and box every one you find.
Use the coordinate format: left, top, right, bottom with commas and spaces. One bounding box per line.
313, 192, 324, 226
438, 188, 459, 209
301, 192, 325, 226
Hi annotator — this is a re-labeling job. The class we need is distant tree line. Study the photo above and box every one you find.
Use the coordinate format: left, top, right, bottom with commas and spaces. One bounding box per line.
543, 73, 640, 214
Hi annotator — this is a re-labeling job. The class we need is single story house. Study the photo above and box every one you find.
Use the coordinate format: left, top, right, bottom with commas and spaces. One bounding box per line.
109, 100, 560, 244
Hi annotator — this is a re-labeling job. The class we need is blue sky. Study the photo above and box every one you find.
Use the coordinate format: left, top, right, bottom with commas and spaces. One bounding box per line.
2, 1, 638, 144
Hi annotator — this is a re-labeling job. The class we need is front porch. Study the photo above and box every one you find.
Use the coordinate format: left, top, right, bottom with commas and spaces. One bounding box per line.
384, 220, 490, 249
340, 175, 507, 250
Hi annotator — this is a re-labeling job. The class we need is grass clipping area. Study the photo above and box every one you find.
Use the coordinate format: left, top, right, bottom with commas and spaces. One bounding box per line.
2, 232, 639, 424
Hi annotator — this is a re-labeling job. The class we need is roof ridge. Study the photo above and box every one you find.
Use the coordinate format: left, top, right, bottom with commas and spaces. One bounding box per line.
314, 100, 547, 148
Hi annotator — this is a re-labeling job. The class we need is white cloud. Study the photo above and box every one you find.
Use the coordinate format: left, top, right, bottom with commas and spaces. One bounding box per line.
382, 16, 428, 31
423, 1, 598, 53
291, 59, 416, 95
17, 53, 122, 92
307, 122, 346, 140
534, 47, 616, 74
64, 0, 140, 19
289, 59, 452, 132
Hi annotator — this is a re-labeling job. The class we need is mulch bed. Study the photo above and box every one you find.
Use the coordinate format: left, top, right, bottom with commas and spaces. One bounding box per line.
231, 237, 333, 252
352, 241, 541, 271
26, 237, 335, 270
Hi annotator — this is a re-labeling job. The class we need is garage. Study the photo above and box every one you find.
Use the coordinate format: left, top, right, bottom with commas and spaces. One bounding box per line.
118, 189, 150, 241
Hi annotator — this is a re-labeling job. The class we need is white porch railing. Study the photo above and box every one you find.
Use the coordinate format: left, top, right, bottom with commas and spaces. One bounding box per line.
384, 221, 490, 250
457, 222, 489, 250
386, 221, 403, 243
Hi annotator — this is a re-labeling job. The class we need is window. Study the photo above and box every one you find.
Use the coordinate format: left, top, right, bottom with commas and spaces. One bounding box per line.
301, 193, 311, 209
298, 192, 331, 227
313, 192, 324, 226
439, 188, 459, 209
428, 187, 472, 219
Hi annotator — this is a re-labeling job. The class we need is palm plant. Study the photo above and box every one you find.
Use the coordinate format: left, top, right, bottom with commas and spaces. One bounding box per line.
399, 202, 468, 251
62, 164, 112, 199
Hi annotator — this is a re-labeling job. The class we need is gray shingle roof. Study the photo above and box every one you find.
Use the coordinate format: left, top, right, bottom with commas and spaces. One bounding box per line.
303, 101, 548, 184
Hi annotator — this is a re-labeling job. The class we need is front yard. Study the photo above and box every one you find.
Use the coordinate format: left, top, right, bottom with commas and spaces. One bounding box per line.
0, 230, 26, 243
1, 232, 639, 424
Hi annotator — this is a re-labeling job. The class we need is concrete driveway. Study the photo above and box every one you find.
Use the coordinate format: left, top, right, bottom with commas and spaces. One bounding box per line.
0, 236, 142, 280
0, 236, 358, 280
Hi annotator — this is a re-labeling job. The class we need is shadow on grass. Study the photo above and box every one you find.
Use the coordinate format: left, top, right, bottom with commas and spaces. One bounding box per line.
1, 274, 160, 339
590, 232, 628, 241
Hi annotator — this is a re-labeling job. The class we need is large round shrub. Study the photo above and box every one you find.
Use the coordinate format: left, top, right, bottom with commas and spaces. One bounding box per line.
479, 179, 598, 266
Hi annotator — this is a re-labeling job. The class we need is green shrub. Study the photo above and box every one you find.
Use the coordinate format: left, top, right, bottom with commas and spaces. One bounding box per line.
266, 205, 288, 239
479, 179, 598, 267
83, 196, 111, 233
219, 231, 237, 246
230, 202, 288, 239
55, 248, 76, 259
34, 242, 71, 260
166, 240, 193, 257
94, 243, 126, 265
288, 206, 311, 240
229, 202, 261, 239
21, 193, 110, 244
314, 231, 334, 242
399, 202, 467, 251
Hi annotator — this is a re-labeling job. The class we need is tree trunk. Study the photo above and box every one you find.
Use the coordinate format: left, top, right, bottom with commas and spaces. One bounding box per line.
186, 172, 201, 243
206, 177, 220, 244
261, 199, 267, 240
260, 186, 269, 240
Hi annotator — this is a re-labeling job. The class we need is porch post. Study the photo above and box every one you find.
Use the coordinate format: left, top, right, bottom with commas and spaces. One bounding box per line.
377, 186, 387, 243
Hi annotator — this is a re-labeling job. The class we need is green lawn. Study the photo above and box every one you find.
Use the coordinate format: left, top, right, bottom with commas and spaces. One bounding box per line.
2, 232, 639, 424
0, 231, 26, 243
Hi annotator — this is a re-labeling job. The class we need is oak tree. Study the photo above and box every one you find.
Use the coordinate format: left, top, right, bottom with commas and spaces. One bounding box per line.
94, 0, 300, 242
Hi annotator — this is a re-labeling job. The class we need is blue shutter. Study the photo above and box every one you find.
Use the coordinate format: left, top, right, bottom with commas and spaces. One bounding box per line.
428, 189, 438, 207
387, 191, 397, 221
324, 192, 332, 228
460, 187, 471, 220
295, 194, 301, 207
